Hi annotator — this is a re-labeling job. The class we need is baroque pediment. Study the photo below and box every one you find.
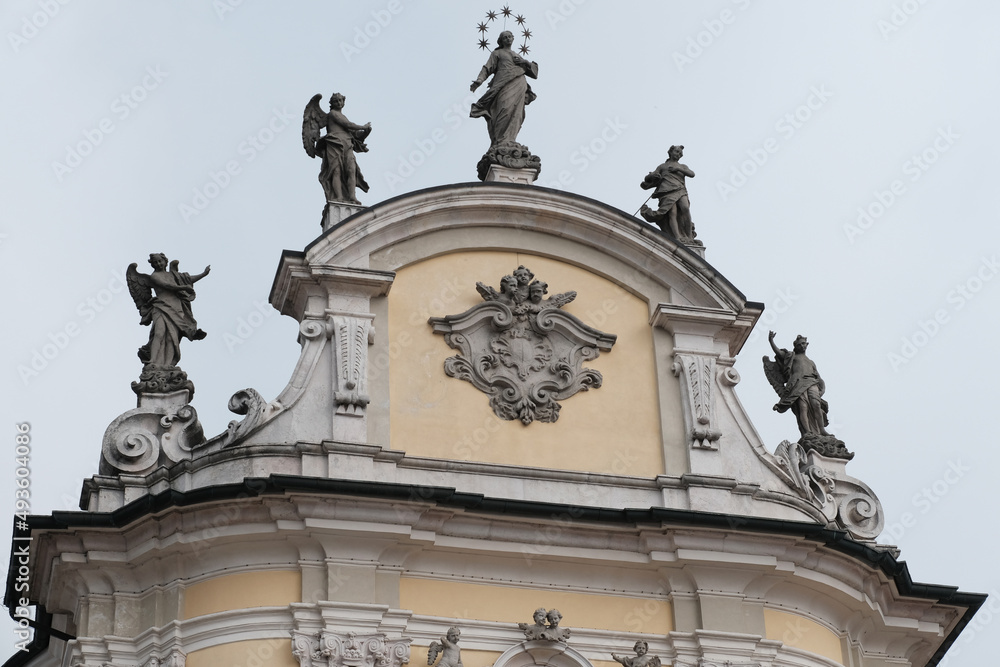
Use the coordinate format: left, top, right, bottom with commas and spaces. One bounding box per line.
429, 267, 616, 425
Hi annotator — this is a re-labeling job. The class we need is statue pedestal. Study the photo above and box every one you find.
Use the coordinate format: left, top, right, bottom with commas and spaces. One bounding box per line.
102, 390, 205, 476
323, 202, 365, 231
484, 164, 538, 185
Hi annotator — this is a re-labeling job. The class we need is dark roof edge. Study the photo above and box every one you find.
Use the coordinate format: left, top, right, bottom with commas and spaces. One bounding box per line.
5, 475, 985, 666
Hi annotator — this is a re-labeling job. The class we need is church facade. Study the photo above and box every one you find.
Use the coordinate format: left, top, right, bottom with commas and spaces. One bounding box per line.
5, 180, 984, 667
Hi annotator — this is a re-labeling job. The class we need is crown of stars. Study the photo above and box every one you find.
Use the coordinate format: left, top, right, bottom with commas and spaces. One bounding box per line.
476, 7, 533, 53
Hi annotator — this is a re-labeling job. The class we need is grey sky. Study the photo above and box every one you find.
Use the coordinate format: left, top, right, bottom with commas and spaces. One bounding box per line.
2, 1, 998, 662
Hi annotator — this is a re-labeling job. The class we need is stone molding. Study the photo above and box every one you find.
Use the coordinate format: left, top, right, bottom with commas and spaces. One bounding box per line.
291, 630, 410, 667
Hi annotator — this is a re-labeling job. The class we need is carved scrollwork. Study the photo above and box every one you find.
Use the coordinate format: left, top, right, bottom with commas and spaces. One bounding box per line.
774, 440, 835, 509
293, 631, 410, 667
101, 391, 205, 475
106, 420, 160, 474
222, 387, 282, 447
837, 492, 884, 540
671, 353, 722, 449
430, 268, 615, 425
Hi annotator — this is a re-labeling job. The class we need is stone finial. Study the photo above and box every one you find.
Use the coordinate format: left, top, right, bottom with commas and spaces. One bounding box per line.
763, 331, 853, 460
638, 145, 700, 247
302, 92, 372, 211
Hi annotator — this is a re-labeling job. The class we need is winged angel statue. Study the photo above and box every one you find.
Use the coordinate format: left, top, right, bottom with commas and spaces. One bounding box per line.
302, 92, 372, 206
126, 254, 210, 395
762, 331, 853, 459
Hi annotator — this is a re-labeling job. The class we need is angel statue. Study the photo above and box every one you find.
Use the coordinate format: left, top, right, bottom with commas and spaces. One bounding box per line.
762, 331, 853, 460
612, 641, 661, 667
427, 627, 462, 667
302, 92, 372, 206
127, 254, 210, 396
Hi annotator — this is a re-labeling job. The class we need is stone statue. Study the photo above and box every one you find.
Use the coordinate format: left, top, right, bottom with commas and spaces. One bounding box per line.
612, 641, 661, 667
639, 145, 700, 246
427, 628, 462, 667
541, 609, 571, 642
518, 608, 549, 640
763, 331, 853, 460
470, 30, 540, 180
302, 92, 372, 206
126, 254, 210, 395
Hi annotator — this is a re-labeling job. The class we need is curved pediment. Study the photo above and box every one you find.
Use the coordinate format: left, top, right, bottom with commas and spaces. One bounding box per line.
275, 182, 757, 324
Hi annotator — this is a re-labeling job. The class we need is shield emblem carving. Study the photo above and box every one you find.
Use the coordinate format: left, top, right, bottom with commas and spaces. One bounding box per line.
428, 267, 617, 425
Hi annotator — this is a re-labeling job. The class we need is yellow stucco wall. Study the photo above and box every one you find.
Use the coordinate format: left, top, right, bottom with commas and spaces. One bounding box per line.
186, 638, 296, 667
763, 608, 843, 665
400, 577, 673, 635
182, 570, 301, 619
388, 251, 666, 477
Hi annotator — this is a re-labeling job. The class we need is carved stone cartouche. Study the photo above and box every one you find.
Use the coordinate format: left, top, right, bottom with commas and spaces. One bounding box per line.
430, 269, 615, 425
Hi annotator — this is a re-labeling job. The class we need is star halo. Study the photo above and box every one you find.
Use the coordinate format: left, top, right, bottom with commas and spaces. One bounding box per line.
476, 7, 533, 54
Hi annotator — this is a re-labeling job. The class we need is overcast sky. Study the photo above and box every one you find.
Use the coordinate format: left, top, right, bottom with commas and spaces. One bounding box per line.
2, 1, 998, 663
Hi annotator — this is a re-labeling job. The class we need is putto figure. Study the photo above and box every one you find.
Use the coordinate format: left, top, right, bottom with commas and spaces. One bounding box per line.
518, 608, 570, 643
639, 145, 700, 246
427, 627, 463, 667
470, 30, 541, 180
302, 92, 372, 206
126, 254, 210, 395
517, 608, 549, 640
763, 331, 854, 460
612, 641, 661, 667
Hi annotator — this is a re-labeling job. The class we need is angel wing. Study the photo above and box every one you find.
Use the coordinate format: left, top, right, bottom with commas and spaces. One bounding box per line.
476, 281, 501, 301
649, 657, 661, 667
427, 642, 443, 666
761, 356, 787, 395
302, 93, 326, 158
544, 291, 577, 309
126, 263, 154, 326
